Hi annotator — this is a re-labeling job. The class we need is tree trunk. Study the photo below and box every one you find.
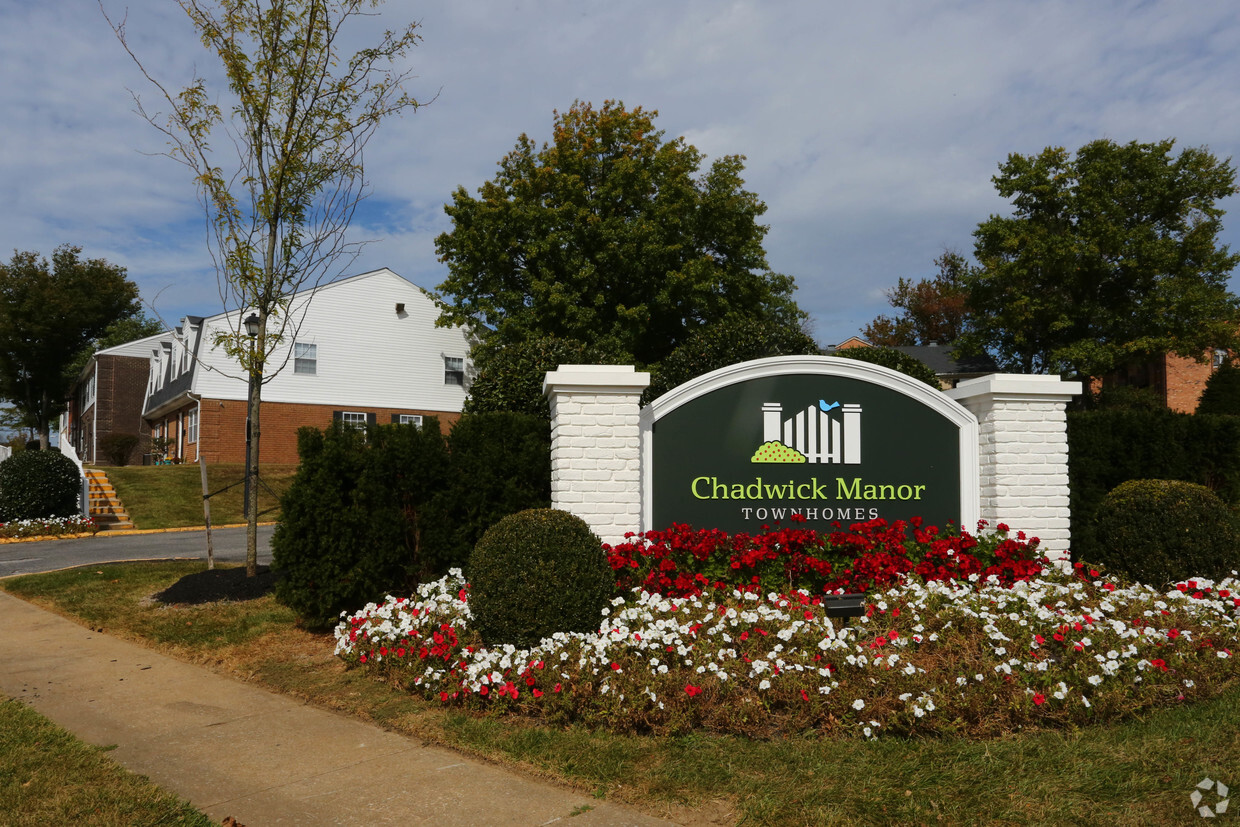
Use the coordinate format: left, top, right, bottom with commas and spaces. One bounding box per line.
246, 318, 265, 578
39, 388, 51, 450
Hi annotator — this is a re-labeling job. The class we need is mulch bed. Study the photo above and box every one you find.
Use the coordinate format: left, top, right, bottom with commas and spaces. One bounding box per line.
153, 565, 283, 605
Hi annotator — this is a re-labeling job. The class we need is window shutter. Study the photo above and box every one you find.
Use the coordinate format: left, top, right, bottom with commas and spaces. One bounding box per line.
332, 411, 342, 421
391, 414, 401, 423
367, 412, 377, 425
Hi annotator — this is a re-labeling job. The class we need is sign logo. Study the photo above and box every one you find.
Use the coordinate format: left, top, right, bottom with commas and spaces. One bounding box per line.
646, 358, 976, 535
1192, 777, 1230, 818
753, 400, 862, 464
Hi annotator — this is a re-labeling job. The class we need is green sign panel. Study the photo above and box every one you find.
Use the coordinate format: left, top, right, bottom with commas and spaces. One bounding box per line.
651, 369, 965, 534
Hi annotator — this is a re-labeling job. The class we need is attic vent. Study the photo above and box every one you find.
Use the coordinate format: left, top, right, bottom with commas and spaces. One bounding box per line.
396, 303, 405, 315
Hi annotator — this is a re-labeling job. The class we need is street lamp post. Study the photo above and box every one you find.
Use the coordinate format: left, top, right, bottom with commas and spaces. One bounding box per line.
243, 313, 259, 522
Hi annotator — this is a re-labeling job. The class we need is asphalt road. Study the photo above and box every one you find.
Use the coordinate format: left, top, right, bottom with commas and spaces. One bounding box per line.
0, 524, 276, 578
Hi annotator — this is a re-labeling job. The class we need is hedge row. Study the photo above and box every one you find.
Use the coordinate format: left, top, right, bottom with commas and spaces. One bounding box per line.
1067, 409, 1240, 562
272, 411, 550, 628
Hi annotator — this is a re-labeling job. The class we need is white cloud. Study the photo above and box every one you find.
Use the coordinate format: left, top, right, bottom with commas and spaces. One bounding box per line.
3, 0, 1239, 346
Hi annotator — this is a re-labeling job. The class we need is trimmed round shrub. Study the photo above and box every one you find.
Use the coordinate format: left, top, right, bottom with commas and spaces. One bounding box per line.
1196, 361, 1240, 416
830, 347, 942, 388
1093, 479, 1240, 586
464, 336, 633, 419
0, 450, 81, 521
645, 314, 820, 401
467, 509, 612, 648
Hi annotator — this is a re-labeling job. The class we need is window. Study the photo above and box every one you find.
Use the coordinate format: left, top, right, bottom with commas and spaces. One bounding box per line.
444, 356, 465, 386
187, 409, 198, 444
340, 411, 367, 429
294, 342, 317, 375
398, 414, 423, 428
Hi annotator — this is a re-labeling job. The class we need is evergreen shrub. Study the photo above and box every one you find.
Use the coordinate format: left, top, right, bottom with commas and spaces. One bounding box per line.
1196, 361, 1240, 416
428, 411, 551, 567
830, 347, 942, 388
468, 508, 612, 648
0, 450, 81, 521
1067, 409, 1240, 561
272, 419, 448, 629
645, 314, 820, 401
464, 336, 632, 419
1093, 479, 1240, 586
100, 433, 140, 466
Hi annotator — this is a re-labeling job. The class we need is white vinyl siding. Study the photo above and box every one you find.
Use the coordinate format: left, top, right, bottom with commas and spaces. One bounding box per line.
184, 269, 472, 411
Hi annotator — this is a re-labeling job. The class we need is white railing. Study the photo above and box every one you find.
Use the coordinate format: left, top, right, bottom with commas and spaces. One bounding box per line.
58, 439, 89, 517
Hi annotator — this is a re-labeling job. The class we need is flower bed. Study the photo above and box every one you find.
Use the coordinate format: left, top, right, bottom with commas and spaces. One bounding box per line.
605, 517, 1045, 597
0, 515, 99, 540
335, 536, 1240, 738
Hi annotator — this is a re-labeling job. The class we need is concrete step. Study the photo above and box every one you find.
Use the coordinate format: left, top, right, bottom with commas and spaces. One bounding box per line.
83, 469, 134, 530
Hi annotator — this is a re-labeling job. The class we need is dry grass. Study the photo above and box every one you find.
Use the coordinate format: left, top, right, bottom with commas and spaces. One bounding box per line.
102, 463, 298, 529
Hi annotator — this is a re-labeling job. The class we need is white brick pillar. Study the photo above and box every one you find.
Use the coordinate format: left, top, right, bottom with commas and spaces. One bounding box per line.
543, 365, 650, 546
947, 374, 1082, 561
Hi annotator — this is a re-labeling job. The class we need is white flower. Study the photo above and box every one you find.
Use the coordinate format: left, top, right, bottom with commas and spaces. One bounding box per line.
852, 698, 865, 711
759, 679, 771, 690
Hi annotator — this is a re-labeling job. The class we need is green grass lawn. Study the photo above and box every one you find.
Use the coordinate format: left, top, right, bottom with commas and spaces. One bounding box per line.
4, 561, 1238, 826
101, 463, 298, 529
0, 696, 211, 826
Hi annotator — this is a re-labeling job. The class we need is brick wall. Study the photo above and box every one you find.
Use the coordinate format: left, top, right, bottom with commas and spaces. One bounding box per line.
186, 399, 461, 464
1160, 353, 1214, 413
95, 355, 152, 464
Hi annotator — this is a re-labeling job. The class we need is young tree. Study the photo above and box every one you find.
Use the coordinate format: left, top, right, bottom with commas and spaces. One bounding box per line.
960, 139, 1240, 379
861, 250, 974, 346
107, 0, 424, 576
434, 100, 806, 367
0, 246, 142, 448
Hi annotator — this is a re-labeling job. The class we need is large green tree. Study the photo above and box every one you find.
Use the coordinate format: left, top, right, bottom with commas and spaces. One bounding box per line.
960, 138, 1240, 379
65, 311, 166, 381
108, 0, 423, 576
861, 250, 974, 347
0, 246, 142, 449
434, 100, 806, 366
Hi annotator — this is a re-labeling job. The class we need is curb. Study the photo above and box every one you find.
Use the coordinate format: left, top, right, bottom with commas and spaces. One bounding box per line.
0, 522, 278, 544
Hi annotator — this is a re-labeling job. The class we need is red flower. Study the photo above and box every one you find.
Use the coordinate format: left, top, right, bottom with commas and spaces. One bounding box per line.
533, 688, 544, 698
684, 684, 702, 697
1033, 693, 1045, 705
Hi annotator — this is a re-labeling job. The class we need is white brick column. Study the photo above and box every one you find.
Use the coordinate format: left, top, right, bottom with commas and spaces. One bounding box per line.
543, 365, 650, 546
947, 374, 1082, 561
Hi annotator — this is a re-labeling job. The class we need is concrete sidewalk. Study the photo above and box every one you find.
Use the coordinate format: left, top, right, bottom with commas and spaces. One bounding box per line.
0, 592, 674, 826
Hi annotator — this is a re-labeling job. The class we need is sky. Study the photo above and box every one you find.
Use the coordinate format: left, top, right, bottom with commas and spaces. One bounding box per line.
3, 0, 1240, 348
